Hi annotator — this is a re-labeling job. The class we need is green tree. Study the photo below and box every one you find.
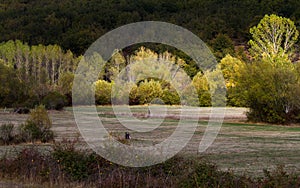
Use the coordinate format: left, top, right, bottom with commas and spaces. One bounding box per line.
58, 72, 74, 105
0, 40, 79, 107
218, 55, 245, 88
42, 91, 67, 110
137, 80, 163, 105
194, 69, 227, 107
236, 60, 300, 124
73, 53, 105, 105
210, 34, 235, 61
0, 61, 26, 107
217, 55, 246, 106
249, 14, 299, 63
129, 84, 140, 105
58, 72, 74, 96
105, 50, 126, 81
192, 72, 211, 107
162, 88, 180, 105
95, 80, 113, 105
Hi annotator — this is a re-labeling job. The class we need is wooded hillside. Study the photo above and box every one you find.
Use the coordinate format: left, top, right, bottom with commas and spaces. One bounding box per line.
0, 0, 299, 54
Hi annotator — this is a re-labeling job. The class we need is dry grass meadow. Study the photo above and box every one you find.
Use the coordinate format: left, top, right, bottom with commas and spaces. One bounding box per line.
1, 106, 300, 177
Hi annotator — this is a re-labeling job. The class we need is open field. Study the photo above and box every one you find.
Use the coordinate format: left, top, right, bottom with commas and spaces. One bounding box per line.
1, 106, 300, 177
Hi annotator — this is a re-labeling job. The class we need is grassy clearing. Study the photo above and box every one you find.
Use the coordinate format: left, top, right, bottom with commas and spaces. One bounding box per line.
1, 106, 300, 177
198, 121, 300, 176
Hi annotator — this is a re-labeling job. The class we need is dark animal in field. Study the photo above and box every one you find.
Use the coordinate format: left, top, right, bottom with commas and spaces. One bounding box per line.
125, 132, 131, 140
13, 107, 30, 114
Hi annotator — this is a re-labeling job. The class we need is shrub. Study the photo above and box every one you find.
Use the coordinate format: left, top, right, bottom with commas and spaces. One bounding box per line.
19, 105, 54, 143
181, 161, 253, 187
41, 129, 54, 143
0, 147, 59, 182
42, 91, 67, 110
137, 80, 163, 105
21, 95, 40, 109
262, 165, 300, 187
52, 139, 105, 181
129, 84, 140, 105
0, 123, 14, 145
27, 105, 51, 132
53, 149, 98, 181
236, 61, 300, 124
162, 89, 180, 105
1, 146, 300, 187
19, 121, 41, 143
95, 80, 113, 105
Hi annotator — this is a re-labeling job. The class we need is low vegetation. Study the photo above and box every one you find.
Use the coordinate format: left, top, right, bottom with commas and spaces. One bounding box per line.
0, 105, 54, 145
0, 106, 300, 186
0, 139, 300, 187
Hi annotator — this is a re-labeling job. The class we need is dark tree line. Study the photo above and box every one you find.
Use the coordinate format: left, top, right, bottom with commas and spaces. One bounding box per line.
0, 0, 299, 55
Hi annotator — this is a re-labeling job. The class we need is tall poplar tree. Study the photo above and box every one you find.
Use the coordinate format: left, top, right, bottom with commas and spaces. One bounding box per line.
249, 14, 299, 63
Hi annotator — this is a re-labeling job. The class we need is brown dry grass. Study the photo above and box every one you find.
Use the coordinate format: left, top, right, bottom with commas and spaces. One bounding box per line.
1, 106, 300, 177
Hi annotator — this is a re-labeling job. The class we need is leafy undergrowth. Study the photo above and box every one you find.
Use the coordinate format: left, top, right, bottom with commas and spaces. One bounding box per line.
0, 139, 299, 187
0, 105, 54, 146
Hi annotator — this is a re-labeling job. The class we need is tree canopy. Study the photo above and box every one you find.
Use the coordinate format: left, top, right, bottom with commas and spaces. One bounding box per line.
0, 3, 300, 124
0, 0, 299, 55
249, 14, 299, 63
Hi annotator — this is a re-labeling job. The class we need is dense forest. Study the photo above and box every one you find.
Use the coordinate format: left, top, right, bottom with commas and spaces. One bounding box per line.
0, 0, 300, 124
0, 0, 299, 54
